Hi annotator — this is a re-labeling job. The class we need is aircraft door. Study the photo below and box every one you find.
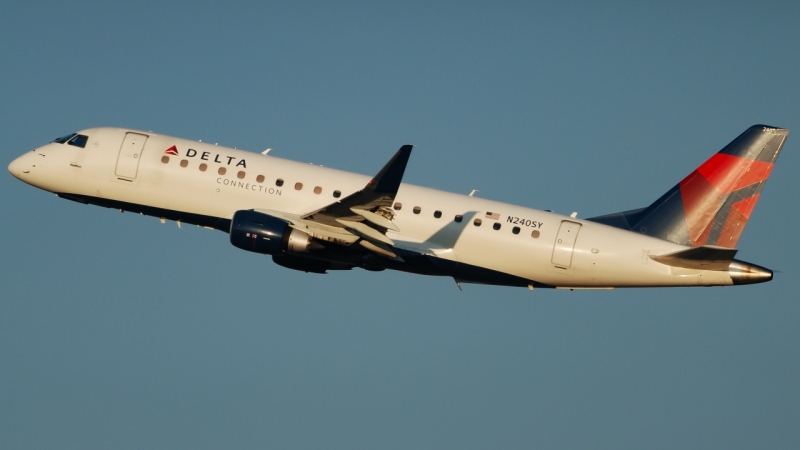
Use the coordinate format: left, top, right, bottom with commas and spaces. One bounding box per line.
551, 221, 582, 268
115, 132, 148, 179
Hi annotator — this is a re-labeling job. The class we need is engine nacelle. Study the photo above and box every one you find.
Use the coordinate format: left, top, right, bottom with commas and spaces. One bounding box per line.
229, 210, 316, 255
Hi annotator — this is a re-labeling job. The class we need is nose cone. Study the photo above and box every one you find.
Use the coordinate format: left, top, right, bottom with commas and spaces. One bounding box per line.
8, 155, 25, 179
729, 260, 773, 285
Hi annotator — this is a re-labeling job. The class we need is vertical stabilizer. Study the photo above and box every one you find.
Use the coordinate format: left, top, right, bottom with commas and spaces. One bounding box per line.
589, 125, 789, 248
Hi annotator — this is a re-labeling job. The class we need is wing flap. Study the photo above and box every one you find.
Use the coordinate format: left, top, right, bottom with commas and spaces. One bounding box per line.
351, 208, 400, 231
336, 219, 395, 246
359, 240, 398, 258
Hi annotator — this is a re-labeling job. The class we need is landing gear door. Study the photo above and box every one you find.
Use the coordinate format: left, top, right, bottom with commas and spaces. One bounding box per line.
115, 132, 148, 180
551, 220, 582, 268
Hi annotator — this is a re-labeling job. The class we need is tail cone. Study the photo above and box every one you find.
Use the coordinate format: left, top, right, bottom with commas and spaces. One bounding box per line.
728, 260, 773, 285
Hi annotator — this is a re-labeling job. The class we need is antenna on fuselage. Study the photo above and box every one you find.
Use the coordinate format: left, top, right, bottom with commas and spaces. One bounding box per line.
262, 148, 272, 155
469, 189, 479, 197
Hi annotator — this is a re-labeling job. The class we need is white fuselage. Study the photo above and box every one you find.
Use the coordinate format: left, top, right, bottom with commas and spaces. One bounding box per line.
9, 127, 740, 288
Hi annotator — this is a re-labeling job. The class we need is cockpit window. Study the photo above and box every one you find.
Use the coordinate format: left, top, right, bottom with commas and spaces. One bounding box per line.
68, 134, 89, 148
53, 133, 77, 144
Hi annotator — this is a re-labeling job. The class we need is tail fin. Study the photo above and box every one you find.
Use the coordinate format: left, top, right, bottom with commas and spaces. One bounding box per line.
589, 125, 789, 248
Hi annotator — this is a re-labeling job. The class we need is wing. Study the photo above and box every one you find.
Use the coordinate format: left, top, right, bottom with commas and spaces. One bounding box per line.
301, 144, 413, 226
257, 145, 413, 258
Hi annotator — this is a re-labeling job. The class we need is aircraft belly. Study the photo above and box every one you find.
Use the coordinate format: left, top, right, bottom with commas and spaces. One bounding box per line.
448, 224, 548, 284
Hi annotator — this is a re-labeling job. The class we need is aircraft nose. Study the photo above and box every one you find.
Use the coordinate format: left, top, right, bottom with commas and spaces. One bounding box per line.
8, 155, 25, 179
8, 152, 37, 181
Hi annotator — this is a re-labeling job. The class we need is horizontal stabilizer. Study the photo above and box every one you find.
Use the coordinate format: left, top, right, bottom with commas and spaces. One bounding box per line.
650, 245, 738, 271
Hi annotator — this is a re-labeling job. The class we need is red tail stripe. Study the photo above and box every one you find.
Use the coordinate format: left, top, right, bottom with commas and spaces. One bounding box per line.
695, 153, 774, 194
732, 194, 760, 220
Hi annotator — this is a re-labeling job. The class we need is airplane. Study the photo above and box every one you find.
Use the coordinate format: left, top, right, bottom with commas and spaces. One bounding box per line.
8, 125, 788, 290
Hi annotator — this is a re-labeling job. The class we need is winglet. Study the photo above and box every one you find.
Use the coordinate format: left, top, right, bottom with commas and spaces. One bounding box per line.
299, 144, 414, 228
367, 145, 413, 194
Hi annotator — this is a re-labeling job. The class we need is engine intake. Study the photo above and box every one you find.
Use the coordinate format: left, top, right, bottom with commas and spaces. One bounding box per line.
230, 210, 317, 255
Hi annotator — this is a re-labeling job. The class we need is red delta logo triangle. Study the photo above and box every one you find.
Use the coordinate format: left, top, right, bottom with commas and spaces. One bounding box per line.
164, 145, 179, 155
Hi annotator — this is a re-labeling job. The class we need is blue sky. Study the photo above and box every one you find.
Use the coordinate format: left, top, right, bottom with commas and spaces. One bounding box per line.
2, 2, 799, 449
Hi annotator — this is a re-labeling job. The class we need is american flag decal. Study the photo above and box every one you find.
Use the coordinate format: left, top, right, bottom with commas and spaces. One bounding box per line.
485, 212, 500, 220
164, 145, 179, 155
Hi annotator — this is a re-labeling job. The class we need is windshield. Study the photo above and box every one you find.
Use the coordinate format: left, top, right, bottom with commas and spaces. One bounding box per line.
68, 134, 88, 148
53, 133, 77, 144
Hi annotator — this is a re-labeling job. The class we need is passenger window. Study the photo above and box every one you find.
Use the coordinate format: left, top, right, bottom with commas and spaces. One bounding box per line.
413, 206, 421, 214
53, 133, 77, 144
454, 215, 463, 223
493, 223, 501, 230
161, 156, 170, 164
434, 210, 442, 218
333, 190, 341, 198
531, 230, 540, 238
314, 186, 322, 194
199, 163, 207, 172
67, 134, 88, 148
218, 167, 226, 175
276, 179, 284, 186
180, 160, 188, 168
474, 218, 482, 226
394, 202, 402, 210
295, 182, 303, 190
512, 226, 520, 234
256, 175, 265, 183
237, 171, 246, 179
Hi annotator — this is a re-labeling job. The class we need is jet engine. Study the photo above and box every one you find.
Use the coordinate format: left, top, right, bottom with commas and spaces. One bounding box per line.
229, 210, 319, 255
